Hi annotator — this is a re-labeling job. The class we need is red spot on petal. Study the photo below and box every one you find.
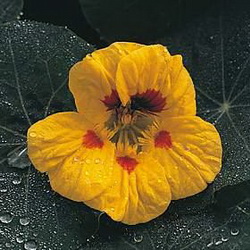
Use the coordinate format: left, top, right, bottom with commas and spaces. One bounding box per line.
101, 90, 121, 110
116, 156, 138, 174
154, 130, 172, 149
83, 130, 104, 149
131, 89, 166, 113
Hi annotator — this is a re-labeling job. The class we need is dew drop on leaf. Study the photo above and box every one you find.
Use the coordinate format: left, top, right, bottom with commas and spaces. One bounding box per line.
133, 233, 143, 243
24, 240, 37, 250
230, 229, 240, 236
19, 217, 30, 226
7, 147, 31, 169
16, 236, 24, 244
12, 176, 22, 185
0, 213, 14, 224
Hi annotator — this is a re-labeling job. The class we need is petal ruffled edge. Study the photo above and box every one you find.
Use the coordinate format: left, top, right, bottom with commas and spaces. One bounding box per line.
141, 116, 222, 200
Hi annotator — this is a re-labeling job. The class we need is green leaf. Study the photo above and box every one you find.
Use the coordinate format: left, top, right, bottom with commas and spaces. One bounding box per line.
0, 20, 97, 249
84, 183, 250, 250
161, 0, 250, 191
78, 0, 213, 43
0, 0, 23, 24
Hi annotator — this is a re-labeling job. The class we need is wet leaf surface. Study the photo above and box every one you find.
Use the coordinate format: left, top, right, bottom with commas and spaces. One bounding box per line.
161, 0, 250, 191
0, 20, 97, 249
0, 0, 23, 24
78, 0, 214, 43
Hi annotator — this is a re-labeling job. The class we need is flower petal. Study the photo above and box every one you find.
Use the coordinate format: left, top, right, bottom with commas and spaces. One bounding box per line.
27, 112, 116, 201
85, 152, 171, 225
143, 116, 222, 200
69, 42, 144, 123
116, 45, 196, 116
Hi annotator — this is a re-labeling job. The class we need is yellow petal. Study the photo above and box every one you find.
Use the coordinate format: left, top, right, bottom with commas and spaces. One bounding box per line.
69, 42, 144, 123
116, 45, 196, 116
142, 116, 222, 200
85, 151, 171, 225
27, 112, 116, 201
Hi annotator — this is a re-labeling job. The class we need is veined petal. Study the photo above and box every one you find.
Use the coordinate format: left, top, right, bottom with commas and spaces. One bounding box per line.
69, 42, 144, 123
142, 116, 222, 200
27, 112, 116, 201
116, 45, 196, 116
85, 148, 171, 225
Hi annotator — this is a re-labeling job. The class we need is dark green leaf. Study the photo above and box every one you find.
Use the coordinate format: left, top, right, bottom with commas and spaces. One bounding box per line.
0, 0, 23, 24
81, 182, 250, 250
161, 0, 250, 191
78, 0, 214, 43
0, 20, 97, 249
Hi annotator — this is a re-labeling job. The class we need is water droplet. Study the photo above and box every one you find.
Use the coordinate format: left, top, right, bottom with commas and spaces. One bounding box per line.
16, 236, 24, 243
85, 171, 90, 176
73, 157, 80, 162
110, 207, 115, 212
24, 240, 37, 250
29, 132, 37, 138
7, 147, 31, 169
95, 158, 101, 164
12, 176, 22, 185
85, 159, 91, 164
230, 228, 239, 236
0, 213, 14, 224
20, 217, 30, 226
5, 242, 11, 248
206, 241, 213, 248
0, 188, 7, 193
215, 240, 223, 245
222, 236, 229, 242
133, 233, 143, 243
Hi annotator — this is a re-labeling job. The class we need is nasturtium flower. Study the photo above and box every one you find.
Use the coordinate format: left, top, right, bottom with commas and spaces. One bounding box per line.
27, 42, 222, 225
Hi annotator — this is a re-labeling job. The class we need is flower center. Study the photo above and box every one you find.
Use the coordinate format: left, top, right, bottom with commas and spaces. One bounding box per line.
102, 89, 166, 145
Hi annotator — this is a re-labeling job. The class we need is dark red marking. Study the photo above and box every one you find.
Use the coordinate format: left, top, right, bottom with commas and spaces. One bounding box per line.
154, 130, 172, 149
82, 130, 104, 149
101, 89, 121, 110
116, 156, 138, 174
131, 89, 166, 113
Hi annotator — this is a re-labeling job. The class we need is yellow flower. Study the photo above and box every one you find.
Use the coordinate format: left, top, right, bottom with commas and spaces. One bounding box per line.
27, 42, 222, 225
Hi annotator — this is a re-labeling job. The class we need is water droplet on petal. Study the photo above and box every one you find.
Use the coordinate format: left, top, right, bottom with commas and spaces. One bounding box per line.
24, 240, 37, 250
95, 158, 101, 164
73, 157, 80, 162
29, 132, 37, 138
85, 159, 91, 164
0, 213, 14, 224
85, 171, 90, 176
110, 207, 115, 212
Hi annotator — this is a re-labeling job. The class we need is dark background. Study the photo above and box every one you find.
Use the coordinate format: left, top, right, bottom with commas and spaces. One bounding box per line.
23, 0, 106, 47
